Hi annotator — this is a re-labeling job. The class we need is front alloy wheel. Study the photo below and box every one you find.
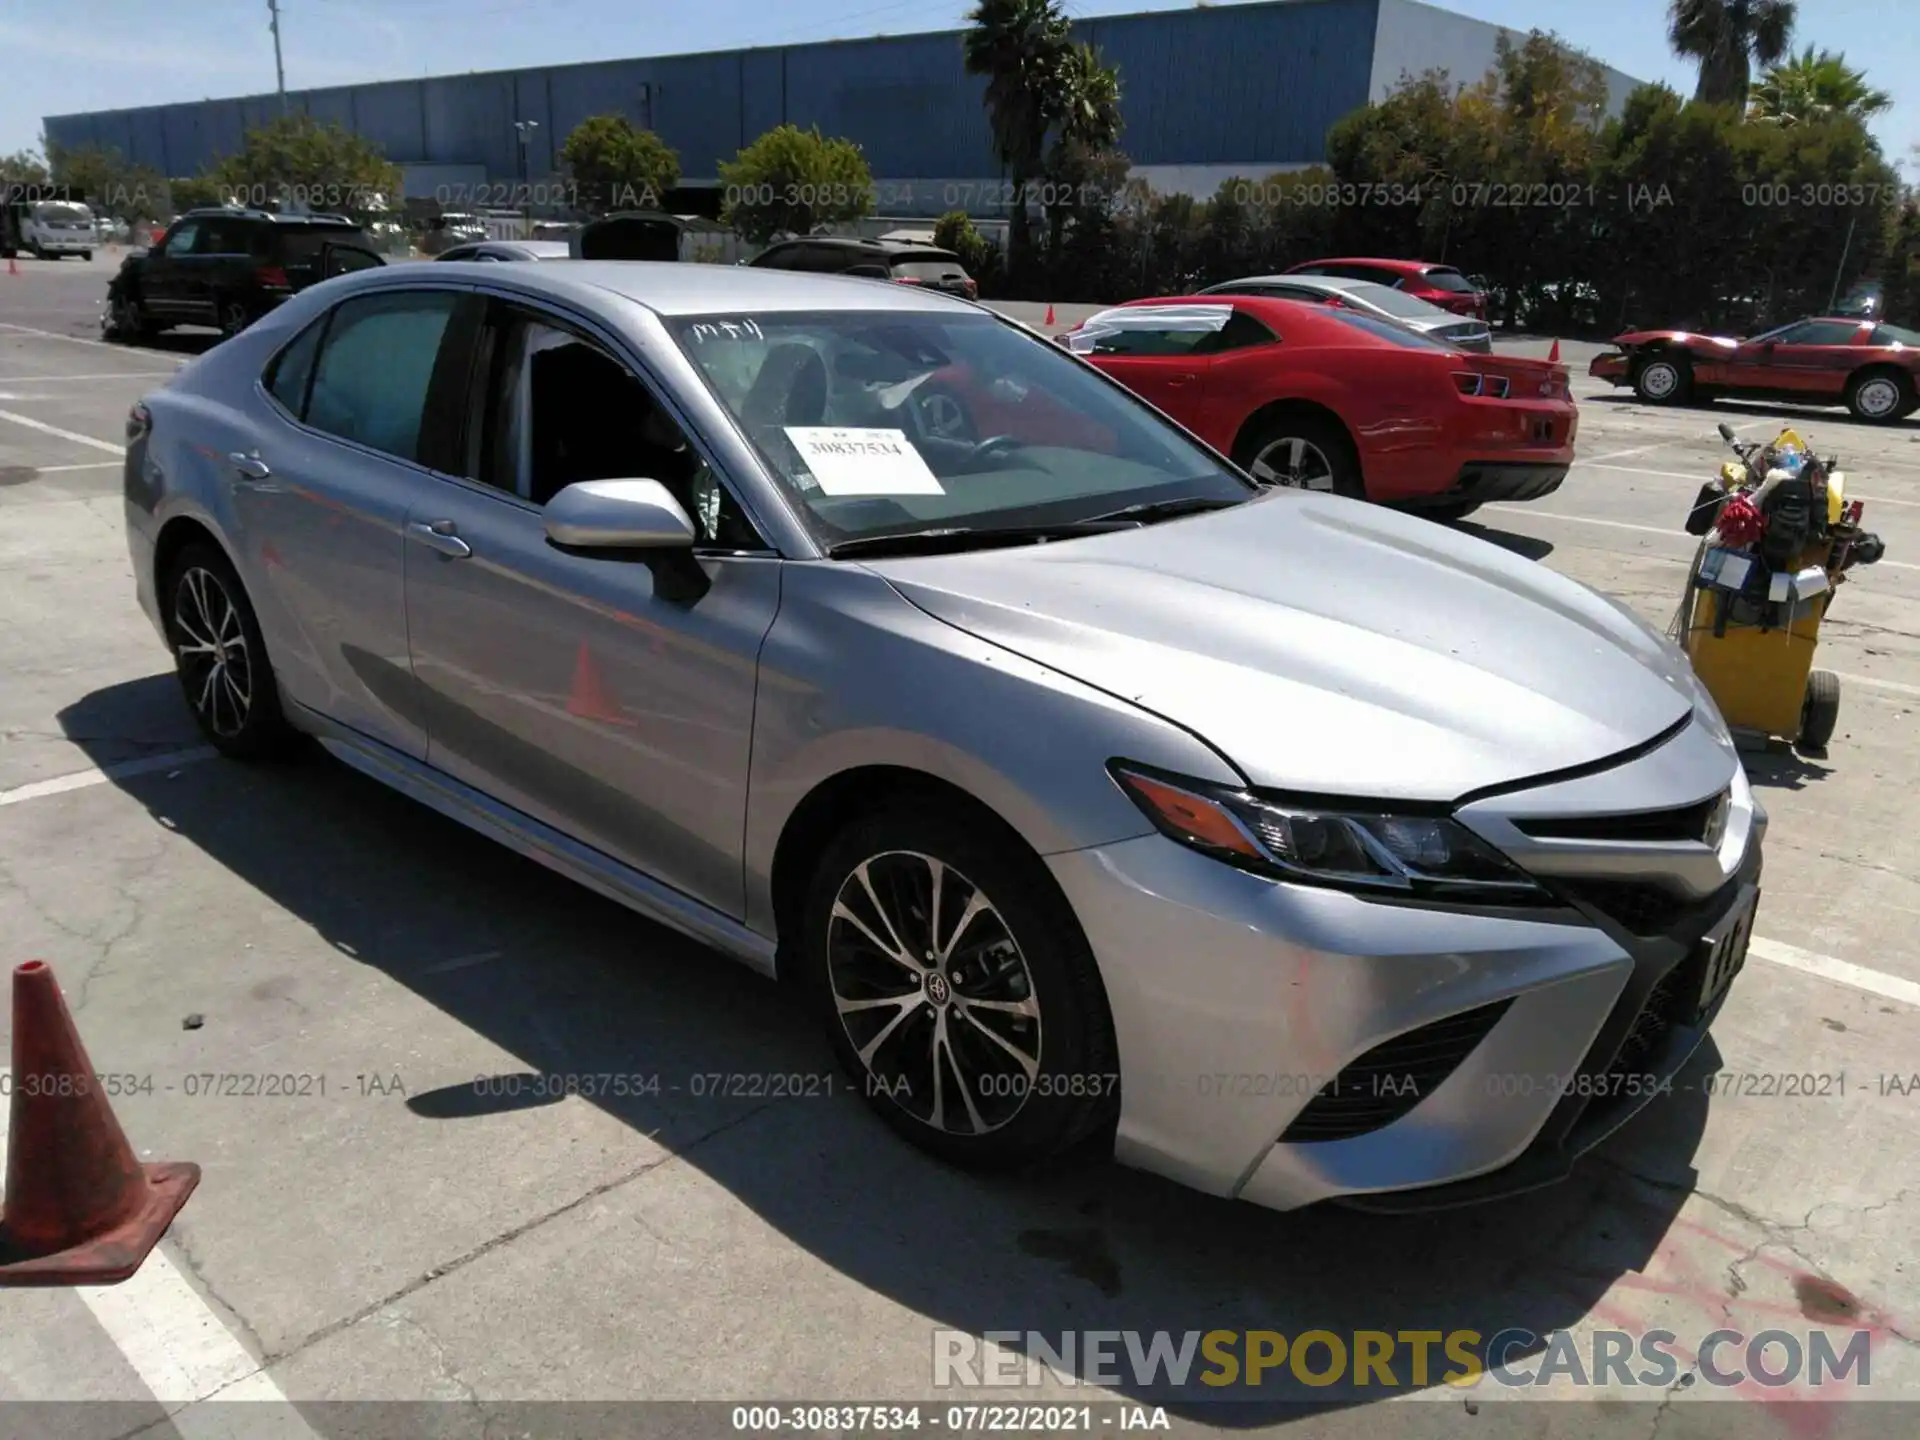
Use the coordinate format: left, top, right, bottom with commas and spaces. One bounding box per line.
218, 299, 252, 339
1847, 372, 1908, 424
827, 851, 1042, 1137
803, 808, 1119, 1169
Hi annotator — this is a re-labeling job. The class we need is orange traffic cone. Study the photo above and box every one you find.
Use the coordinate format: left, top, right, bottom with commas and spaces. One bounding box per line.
564, 642, 633, 726
0, 961, 199, 1286
6, 255, 17, 277
1044, 303, 1056, 327
1549, 340, 1561, 363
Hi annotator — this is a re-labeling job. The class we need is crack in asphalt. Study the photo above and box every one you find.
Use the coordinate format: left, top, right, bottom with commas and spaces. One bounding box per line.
165, 1223, 275, 1367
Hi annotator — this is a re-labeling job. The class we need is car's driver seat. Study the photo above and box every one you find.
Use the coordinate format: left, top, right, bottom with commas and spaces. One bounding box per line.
740, 344, 829, 428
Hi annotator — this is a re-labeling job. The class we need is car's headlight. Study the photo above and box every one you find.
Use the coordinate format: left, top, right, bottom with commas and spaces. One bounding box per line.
1109, 762, 1547, 901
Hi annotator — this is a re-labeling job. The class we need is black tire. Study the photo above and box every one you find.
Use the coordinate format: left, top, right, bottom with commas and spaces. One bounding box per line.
162, 542, 298, 761
800, 804, 1119, 1171
1234, 412, 1365, 500
1797, 670, 1840, 753
83, 251, 93, 263
1632, 353, 1692, 406
1845, 368, 1912, 425
105, 288, 152, 342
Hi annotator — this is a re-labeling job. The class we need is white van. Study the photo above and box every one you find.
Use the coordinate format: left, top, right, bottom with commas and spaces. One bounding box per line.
24, 200, 97, 260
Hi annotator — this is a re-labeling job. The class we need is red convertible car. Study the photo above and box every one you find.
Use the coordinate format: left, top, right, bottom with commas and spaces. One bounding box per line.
1057, 295, 1575, 520
1590, 316, 1920, 423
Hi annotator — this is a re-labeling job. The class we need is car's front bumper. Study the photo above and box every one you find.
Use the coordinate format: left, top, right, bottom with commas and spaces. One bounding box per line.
1047, 716, 1762, 1212
1591, 352, 1630, 383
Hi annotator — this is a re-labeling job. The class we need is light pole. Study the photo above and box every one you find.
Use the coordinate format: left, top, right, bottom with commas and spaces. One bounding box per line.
268, 0, 287, 116
513, 120, 538, 229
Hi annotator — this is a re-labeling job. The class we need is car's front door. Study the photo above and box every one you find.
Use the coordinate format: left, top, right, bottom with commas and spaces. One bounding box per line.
400, 295, 782, 918
1764, 320, 1877, 398
1070, 306, 1230, 430
181, 216, 251, 324
233, 285, 481, 759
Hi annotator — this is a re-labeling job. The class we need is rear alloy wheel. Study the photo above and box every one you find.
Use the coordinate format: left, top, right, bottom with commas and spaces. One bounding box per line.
165, 543, 296, 760
1845, 370, 1910, 424
803, 808, 1118, 1170
1237, 415, 1364, 499
1633, 355, 1690, 405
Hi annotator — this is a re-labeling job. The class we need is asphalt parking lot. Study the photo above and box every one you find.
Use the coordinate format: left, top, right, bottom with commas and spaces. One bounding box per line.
2, 253, 1918, 1439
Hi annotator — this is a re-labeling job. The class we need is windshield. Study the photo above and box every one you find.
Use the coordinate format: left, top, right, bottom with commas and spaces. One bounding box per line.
1420, 268, 1478, 294
1345, 282, 1447, 319
34, 203, 90, 223
668, 309, 1253, 548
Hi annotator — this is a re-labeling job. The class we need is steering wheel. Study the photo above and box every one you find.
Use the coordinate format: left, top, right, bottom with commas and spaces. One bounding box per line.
912, 385, 977, 444
967, 435, 1024, 463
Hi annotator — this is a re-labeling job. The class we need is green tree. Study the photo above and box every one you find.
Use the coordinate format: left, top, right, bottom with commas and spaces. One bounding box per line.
167, 176, 233, 213
963, 0, 1074, 278
46, 142, 166, 220
0, 149, 50, 185
719, 125, 875, 245
1668, 0, 1797, 110
932, 209, 996, 278
205, 115, 399, 216
1749, 46, 1892, 126
1039, 43, 1125, 260
558, 113, 682, 214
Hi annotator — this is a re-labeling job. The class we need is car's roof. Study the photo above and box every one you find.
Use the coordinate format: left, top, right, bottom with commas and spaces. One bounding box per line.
1211, 274, 1378, 296
1100, 293, 1357, 335
768, 236, 958, 258
179, 207, 360, 226
375, 259, 981, 316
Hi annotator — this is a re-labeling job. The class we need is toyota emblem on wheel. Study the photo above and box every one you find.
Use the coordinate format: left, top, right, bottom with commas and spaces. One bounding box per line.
924, 972, 951, 1006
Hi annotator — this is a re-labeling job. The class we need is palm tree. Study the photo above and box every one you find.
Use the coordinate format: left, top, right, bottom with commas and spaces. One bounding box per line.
963, 0, 1073, 274
1667, 0, 1797, 110
1749, 46, 1892, 125
1040, 45, 1125, 256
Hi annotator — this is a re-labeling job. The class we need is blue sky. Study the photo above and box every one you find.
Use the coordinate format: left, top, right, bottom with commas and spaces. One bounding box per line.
3, 0, 1913, 168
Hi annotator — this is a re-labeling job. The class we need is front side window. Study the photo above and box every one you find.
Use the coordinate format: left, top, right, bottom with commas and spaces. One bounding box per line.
161, 222, 200, 257
1762, 320, 1864, 347
304, 290, 460, 463
668, 309, 1253, 549
1070, 304, 1240, 357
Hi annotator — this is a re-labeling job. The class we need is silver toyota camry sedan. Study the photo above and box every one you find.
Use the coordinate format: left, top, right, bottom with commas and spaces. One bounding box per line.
122, 261, 1763, 1212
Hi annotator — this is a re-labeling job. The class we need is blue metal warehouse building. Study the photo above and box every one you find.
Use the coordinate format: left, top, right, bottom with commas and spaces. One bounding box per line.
44, 0, 1642, 215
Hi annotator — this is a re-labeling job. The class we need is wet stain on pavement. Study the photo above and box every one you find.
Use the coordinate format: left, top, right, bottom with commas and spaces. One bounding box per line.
1821, 1018, 1847, 1032
1018, 1227, 1124, 1298
1793, 1274, 1860, 1323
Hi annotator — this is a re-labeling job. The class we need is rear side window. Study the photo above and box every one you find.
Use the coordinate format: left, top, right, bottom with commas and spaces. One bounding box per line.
197, 220, 250, 255
1419, 268, 1478, 294
263, 315, 329, 419
1329, 311, 1452, 350
893, 254, 969, 281
304, 291, 460, 462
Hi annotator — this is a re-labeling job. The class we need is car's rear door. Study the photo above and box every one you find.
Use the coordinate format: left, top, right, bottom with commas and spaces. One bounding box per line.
231, 283, 483, 759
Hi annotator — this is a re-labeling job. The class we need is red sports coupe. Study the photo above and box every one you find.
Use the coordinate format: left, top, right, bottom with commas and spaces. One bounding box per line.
1590, 316, 1920, 423
1285, 257, 1490, 321
1055, 295, 1575, 520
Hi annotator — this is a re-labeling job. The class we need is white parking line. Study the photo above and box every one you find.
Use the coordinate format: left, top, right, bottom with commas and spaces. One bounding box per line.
1483, 506, 1920, 573
0, 407, 125, 455
0, 1071, 320, 1432
1749, 938, 1920, 1009
1579, 461, 1920, 509
0, 320, 183, 358
0, 371, 180, 383
1581, 420, 1773, 464
33, 460, 123, 473
0, 749, 216, 807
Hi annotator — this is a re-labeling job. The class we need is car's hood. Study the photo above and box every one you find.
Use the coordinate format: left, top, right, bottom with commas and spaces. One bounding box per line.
1615, 329, 1738, 349
865, 491, 1698, 802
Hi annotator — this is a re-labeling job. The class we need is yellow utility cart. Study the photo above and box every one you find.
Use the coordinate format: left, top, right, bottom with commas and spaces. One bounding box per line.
1668, 426, 1878, 755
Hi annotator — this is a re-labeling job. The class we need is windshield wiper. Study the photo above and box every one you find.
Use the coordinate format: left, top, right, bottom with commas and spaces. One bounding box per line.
1077, 494, 1248, 524
823, 495, 1247, 559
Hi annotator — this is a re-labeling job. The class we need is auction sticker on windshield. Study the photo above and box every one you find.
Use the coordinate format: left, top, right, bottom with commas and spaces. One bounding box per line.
785, 427, 945, 496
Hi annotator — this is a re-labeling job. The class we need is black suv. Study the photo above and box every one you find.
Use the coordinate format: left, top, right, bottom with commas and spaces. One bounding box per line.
747, 237, 977, 300
104, 208, 385, 342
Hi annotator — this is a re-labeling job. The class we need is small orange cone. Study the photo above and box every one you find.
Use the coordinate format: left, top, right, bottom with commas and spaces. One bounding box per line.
1044, 303, 1056, 327
564, 642, 633, 726
0, 961, 199, 1286
1549, 340, 1561, 363
6, 255, 17, 277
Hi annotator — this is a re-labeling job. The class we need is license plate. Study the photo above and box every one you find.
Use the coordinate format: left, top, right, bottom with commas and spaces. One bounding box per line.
1694, 887, 1758, 1023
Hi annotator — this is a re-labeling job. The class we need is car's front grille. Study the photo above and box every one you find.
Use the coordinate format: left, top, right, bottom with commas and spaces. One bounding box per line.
1551, 878, 1698, 937
1513, 792, 1728, 844
1607, 954, 1699, 1081
1279, 999, 1514, 1144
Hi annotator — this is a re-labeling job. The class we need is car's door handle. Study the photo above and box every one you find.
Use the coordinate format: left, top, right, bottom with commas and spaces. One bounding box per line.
408, 519, 473, 559
229, 452, 272, 480
1163, 374, 1196, 387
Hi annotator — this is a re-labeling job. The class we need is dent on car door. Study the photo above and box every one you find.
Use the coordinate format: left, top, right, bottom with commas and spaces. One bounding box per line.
400, 299, 782, 918
233, 286, 482, 759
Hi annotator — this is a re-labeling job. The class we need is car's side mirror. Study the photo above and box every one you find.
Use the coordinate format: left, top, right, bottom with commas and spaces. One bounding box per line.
1718, 422, 1737, 443
544, 479, 696, 549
